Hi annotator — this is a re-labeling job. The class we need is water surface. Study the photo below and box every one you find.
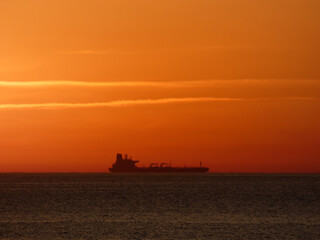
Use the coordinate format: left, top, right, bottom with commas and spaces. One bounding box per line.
0, 173, 319, 239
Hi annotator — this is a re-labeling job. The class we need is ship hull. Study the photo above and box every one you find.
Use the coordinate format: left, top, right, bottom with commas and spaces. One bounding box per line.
109, 167, 209, 173
109, 153, 209, 173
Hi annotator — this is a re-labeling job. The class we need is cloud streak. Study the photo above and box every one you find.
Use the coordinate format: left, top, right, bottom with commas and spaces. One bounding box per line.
0, 80, 186, 88
0, 97, 242, 110
57, 49, 141, 55
55, 45, 296, 56
0, 97, 318, 110
1, 79, 319, 88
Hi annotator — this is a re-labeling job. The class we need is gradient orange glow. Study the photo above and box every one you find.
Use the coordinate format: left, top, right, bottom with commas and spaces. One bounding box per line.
0, 0, 319, 172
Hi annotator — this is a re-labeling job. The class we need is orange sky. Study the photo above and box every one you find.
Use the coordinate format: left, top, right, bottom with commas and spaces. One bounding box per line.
0, 0, 319, 172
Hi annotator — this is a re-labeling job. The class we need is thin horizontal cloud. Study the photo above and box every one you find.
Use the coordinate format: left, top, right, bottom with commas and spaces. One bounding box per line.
0, 79, 319, 88
0, 80, 185, 87
55, 45, 294, 56
57, 49, 141, 55
0, 97, 242, 110
0, 97, 318, 110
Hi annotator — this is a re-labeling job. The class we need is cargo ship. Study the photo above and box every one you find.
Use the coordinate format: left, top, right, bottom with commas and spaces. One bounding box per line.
109, 153, 209, 173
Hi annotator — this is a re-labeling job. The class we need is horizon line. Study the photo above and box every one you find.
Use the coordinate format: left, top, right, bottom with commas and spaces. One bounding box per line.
0, 172, 318, 174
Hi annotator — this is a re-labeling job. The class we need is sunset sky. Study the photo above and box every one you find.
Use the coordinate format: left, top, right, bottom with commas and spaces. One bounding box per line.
0, 0, 319, 172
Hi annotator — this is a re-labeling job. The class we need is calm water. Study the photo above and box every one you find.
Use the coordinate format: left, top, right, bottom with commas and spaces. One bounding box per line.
0, 173, 319, 240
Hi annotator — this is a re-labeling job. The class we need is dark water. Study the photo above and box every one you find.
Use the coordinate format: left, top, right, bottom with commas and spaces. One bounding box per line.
0, 174, 319, 240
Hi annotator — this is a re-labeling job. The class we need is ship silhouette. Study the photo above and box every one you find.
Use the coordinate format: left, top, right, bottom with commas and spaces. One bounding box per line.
109, 153, 209, 173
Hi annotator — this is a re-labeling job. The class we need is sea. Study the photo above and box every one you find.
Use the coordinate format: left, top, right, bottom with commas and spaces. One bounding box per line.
0, 173, 319, 240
